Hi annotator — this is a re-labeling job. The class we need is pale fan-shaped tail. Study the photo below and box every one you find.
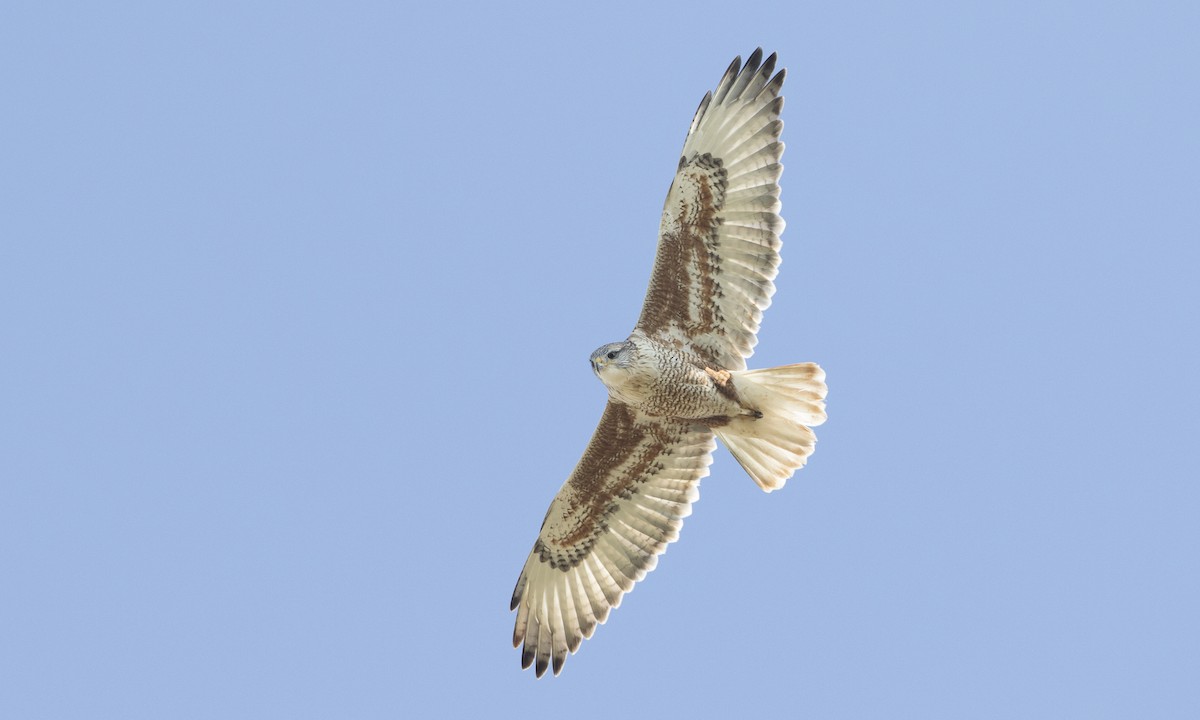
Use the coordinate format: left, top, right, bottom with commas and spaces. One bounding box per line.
713, 363, 827, 492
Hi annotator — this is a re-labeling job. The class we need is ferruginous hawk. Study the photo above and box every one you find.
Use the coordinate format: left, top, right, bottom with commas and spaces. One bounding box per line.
511, 49, 827, 677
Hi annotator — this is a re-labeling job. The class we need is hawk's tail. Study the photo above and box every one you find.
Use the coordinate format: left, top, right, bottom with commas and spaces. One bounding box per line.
713, 363, 827, 492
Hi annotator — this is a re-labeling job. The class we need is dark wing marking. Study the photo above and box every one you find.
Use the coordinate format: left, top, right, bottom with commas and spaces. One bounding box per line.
636, 49, 787, 370
511, 402, 715, 677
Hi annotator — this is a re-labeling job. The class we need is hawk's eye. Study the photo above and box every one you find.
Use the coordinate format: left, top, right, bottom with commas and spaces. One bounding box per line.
606, 351, 618, 360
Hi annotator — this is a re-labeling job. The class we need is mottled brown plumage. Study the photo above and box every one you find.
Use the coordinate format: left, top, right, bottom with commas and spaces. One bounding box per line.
511, 49, 827, 678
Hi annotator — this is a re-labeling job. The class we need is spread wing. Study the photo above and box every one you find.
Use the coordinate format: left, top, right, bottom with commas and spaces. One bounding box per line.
510, 402, 715, 677
636, 48, 786, 370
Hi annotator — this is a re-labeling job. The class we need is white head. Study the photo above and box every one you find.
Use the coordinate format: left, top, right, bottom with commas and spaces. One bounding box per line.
589, 341, 633, 377
589, 338, 649, 406
588, 338, 648, 405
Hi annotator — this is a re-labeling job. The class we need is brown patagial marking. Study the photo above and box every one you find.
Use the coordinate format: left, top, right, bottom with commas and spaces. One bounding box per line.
537, 403, 687, 569
636, 153, 728, 351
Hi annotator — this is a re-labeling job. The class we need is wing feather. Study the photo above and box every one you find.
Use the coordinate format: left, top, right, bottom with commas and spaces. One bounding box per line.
635, 50, 787, 368
568, 567, 599, 641
510, 402, 715, 677
585, 554, 622, 610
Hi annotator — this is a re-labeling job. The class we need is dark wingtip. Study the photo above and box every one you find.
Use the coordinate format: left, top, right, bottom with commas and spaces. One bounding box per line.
746, 47, 764, 70
725, 54, 742, 76
510, 571, 526, 611
760, 52, 777, 82
535, 653, 550, 678
767, 67, 786, 98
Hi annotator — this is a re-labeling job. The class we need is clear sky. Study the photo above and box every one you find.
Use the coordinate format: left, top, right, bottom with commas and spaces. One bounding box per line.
3, 1, 1198, 717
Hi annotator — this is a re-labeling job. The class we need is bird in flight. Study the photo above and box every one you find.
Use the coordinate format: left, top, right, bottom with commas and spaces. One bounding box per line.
511, 49, 827, 677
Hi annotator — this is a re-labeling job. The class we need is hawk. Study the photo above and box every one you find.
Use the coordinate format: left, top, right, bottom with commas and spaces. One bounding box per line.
511, 49, 827, 677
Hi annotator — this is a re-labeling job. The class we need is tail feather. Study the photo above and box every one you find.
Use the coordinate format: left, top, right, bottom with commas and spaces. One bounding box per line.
713, 362, 827, 492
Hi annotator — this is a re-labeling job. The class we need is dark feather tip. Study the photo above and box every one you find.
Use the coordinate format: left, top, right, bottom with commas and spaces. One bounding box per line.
768, 68, 786, 95
745, 47, 764, 73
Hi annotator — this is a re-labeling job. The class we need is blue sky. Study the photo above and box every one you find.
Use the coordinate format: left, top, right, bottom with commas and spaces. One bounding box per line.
3, 1, 1198, 717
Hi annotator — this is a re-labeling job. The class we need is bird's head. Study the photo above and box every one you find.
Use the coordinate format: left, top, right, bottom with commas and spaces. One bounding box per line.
589, 341, 634, 379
